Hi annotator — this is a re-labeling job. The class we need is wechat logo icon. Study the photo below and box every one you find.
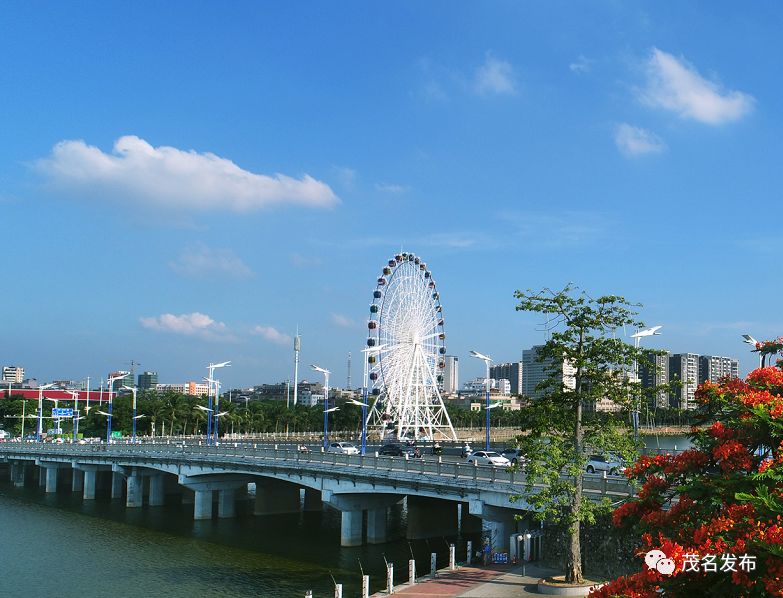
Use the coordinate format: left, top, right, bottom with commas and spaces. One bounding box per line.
645, 550, 675, 575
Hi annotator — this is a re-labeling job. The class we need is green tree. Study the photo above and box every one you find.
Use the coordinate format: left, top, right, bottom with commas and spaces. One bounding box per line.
512, 285, 647, 584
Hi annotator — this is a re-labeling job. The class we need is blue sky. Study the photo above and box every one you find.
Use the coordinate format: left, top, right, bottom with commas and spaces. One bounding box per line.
2, 2, 780, 388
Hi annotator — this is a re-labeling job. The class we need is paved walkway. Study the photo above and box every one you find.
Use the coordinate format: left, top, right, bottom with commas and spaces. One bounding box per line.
372, 562, 560, 597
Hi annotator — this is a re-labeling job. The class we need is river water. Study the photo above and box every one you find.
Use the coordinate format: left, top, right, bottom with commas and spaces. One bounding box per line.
0, 436, 690, 597
0, 476, 477, 598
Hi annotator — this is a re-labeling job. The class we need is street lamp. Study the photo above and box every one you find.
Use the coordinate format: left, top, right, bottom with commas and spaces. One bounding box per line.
742, 334, 764, 369
630, 326, 662, 439
359, 344, 385, 456
106, 373, 125, 443
68, 390, 80, 442
206, 361, 230, 445
470, 350, 492, 451
36, 383, 55, 442
311, 365, 331, 450
122, 386, 139, 443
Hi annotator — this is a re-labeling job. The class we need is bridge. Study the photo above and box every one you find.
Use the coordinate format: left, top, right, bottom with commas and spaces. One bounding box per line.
0, 442, 633, 556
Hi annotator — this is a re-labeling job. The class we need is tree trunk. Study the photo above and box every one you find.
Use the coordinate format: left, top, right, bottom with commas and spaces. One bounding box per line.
566, 327, 585, 584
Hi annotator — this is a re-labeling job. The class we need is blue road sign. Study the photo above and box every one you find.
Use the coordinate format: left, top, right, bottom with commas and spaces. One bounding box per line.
52, 408, 74, 418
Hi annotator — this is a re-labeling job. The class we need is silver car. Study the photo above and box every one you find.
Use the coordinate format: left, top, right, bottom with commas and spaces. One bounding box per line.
327, 441, 359, 455
585, 454, 624, 475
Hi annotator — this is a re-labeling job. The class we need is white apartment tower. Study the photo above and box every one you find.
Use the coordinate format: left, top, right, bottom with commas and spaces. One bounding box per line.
443, 355, 459, 395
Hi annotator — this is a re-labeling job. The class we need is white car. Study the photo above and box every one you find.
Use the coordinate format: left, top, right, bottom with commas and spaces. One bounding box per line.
467, 450, 510, 467
327, 441, 360, 455
585, 454, 625, 475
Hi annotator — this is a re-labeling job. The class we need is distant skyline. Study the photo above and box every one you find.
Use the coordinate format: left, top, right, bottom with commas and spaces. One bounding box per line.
2, 2, 780, 387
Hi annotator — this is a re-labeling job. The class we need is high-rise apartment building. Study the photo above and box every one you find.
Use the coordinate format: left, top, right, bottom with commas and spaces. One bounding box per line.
669, 353, 699, 410
639, 350, 670, 409
138, 371, 159, 392
490, 362, 523, 395
698, 356, 739, 384
109, 371, 133, 391
522, 345, 576, 399
2, 365, 24, 383
443, 355, 459, 395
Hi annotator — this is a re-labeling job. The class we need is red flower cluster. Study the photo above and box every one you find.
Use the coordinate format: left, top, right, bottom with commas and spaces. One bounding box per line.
599, 356, 783, 597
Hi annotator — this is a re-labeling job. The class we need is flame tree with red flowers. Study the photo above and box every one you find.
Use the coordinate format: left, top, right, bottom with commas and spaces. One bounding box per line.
593, 341, 783, 597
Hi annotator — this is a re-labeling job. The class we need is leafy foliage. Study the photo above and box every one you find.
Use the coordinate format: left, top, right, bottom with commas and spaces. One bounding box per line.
594, 357, 783, 597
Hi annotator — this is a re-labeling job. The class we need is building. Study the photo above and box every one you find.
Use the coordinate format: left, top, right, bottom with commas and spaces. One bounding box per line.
109, 371, 133, 391
639, 350, 670, 409
669, 353, 699, 410
522, 345, 576, 399
490, 362, 522, 395
156, 382, 210, 396
138, 371, 159, 392
698, 355, 739, 385
443, 355, 459, 395
2, 366, 24, 383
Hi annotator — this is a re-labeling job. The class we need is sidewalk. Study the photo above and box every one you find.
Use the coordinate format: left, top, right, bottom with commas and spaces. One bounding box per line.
372, 562, 559, 597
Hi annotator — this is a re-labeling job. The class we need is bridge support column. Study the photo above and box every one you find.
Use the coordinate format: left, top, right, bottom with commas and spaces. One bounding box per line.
194, 490, 213, 520
406, 496, 458, 540
10, 462, 26, 488
126, 474, 143, 508
38, 467, 46, 488
469, 502, 520, 553
341, 510, 363, 547
303, 488, 322, 511
72, 468, 84, 493
218, 488, 236, 519
111, 472, 124, 499
254, 480, 300, 515
149, 475, 165, 507
44, 466, 59, 493
367, 508, 387, 544
83, 468, 98, 500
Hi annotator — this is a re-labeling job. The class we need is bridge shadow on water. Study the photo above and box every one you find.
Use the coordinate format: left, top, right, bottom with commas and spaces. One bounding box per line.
0, 477, 481, 597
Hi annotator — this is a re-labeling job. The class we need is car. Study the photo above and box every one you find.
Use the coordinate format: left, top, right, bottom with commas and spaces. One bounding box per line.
378, 443, 421, 458
585, 454, 624, 475
500, 448, 525, 466
466, 451, 511, 467
327, 441, 360, 455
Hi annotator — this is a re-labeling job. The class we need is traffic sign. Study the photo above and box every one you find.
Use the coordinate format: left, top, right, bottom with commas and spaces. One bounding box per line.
52, 408, 74, 418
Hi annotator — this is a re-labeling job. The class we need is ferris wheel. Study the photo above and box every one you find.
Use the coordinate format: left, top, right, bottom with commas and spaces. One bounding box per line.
364, 252, 457, 442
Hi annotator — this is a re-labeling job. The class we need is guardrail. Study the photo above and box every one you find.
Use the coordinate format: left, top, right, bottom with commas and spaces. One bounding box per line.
0, 443, 634, 500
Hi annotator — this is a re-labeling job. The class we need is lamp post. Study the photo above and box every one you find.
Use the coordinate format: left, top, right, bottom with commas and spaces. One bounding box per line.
470, 351, 492, 451
630, 326, 662, 440
36, 383, 55, 442
122, 386, 139, 443
311, 365, 331, 450
68, 390, 80, 441
106, 373, 125, 443
742, 334, 764, 369
206, 361, 230, 445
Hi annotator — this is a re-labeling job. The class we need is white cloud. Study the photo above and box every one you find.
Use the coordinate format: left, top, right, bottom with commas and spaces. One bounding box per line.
140, 312, 228, 340
498, 211, 613, 247
614, 123, 666, 157
170, 243, 254, 279
36, 135, 340, 212
474, 54, 517, 96
375, 183, 409, 194
333, 166, 357, 190
641, 48, 754, 124
252, 325, 292, 346
331, 313, 357, 328
569, 55, 593, 74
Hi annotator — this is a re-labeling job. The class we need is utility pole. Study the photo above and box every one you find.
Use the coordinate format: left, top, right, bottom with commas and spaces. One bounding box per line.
293, 328, 301, 406
347, 352, 352, 390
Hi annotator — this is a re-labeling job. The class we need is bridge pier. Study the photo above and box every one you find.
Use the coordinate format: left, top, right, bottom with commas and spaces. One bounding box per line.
72, 468, 84, 493
406, 496, 458, 540
194, 490, 213, 520
218, 488, 236, 518
37, 463, 61, 493
126, 473, 143, 508
469, 502, 520, 552
83, 467, 98, 500
10, 462, 26, 488
341, 510, 363, 547
367, 508, 387, 544
254, 479, 301, 515
38, 466, 46, 488
149, 475, 165, 507
111, 472, 124, 499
